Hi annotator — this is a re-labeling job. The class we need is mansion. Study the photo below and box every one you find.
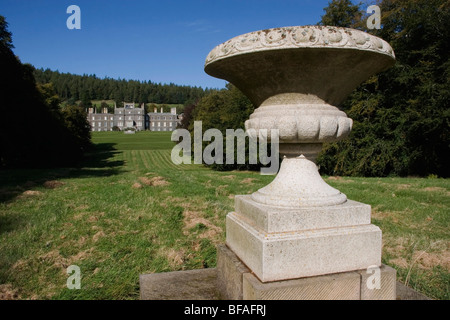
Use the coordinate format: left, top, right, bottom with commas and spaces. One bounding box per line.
87, 103, 179, 132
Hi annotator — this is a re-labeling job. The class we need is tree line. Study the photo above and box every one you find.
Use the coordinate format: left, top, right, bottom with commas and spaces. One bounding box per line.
183, 0, 449, 178
33, 68, 212, 107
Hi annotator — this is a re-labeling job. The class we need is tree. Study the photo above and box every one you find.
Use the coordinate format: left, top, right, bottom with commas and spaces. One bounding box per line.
318, 0, 362, 28
188, 84, 260, 171
0, 15, 13, 49
316, 0, 450, 177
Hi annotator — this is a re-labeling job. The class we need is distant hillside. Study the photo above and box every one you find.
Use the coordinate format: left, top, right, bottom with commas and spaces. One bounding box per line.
33, 68, 213, 106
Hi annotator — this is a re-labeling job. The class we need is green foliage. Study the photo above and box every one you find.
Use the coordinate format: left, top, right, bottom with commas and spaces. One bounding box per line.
61, 105, 92, 153
33, 68, 211, 107
188, 84, 260, 171
0, 15, 13, 49
317, 0, 450, 177
318, 0, 361, 27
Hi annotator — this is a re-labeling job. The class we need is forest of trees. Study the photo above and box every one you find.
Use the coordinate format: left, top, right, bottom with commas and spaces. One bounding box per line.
33, 68, 211, 107
316, 0, 449, 178
185, 0, 449, 178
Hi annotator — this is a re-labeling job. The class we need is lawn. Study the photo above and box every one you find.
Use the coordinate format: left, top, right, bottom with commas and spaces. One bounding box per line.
0, 131, 448, 300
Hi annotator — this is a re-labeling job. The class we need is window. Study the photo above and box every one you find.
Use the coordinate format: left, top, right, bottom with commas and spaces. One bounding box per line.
92, 117, 95, 120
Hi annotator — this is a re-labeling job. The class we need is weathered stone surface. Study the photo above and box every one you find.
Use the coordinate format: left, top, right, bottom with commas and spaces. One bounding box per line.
243, 271, 361, 300
251, 156, 348, 207
217, 244, 397, 300
226, 211, 382, 282
204, 26, 395, 108
216, 244, 250, 300
235, 195, 371, 233
358, 264, 397, 300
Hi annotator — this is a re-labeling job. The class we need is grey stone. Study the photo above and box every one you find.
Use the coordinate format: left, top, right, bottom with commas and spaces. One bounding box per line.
216, 244, 250, 300
358, 264, 397, 300
235, 195, 371, 233
243, 272, 361, 300
227, 211, 382, 282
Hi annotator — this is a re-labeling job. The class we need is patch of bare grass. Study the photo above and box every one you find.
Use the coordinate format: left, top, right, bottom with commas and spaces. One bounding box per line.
0, 284, 21, 300
43, 180, 65, 189
182, 210, 222, 243
241, 178, 256, 184
21, 190, 43, 196
157, 247, 186, 268
138, 176, 169, 187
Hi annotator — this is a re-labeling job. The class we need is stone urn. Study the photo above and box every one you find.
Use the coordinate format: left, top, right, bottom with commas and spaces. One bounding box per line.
205, 25, 395, 209
205, 26, 396, 284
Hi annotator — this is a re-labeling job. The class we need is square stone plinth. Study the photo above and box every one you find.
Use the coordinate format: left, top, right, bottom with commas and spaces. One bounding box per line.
235, 195, 371, 233
217, 244, 397, 300
226, 211, 382, 282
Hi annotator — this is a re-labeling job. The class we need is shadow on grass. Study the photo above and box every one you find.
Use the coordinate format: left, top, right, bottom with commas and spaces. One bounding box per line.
0, 143, 124, 204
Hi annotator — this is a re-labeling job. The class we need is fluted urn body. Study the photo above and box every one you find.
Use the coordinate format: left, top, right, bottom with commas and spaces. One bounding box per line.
205, 26, 395, 208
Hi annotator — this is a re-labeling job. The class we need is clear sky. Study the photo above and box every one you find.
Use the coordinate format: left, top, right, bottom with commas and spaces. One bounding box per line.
2, 0, 340, 89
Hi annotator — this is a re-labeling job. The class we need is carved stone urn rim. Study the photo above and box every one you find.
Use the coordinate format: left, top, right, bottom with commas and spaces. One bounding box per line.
205, 25, 395, 67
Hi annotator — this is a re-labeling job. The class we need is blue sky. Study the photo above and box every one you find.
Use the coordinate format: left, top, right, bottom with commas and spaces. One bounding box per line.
2, 0, 340, 89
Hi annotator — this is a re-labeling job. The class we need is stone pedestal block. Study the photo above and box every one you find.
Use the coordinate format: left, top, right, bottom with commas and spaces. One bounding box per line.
226, 196, 382, 282
216, 244, 396, 300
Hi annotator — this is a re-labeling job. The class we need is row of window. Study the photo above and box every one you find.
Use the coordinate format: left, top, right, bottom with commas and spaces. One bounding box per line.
150, 116, 177, 120
91, 122, 144, 127
92, 116, 142, 121
150, 122, 176, 127
116, 110, 142, 114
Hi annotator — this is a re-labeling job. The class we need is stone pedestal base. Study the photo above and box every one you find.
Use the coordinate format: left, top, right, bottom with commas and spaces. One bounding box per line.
217, 244, 396, 300
227, 195, 382, 282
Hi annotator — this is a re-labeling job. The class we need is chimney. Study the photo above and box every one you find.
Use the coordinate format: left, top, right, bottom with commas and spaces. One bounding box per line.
160, 107, 163, 113
102, 107, 108, 114
171, 107, 176, 115
154, 107, 157, 113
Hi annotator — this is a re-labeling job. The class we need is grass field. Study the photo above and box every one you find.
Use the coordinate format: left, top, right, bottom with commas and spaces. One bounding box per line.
0, 131, 448, 300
